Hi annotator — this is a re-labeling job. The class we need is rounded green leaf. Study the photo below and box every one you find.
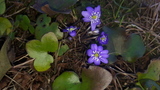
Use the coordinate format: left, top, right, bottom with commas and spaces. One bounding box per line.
52, 66, 112, 90
52, 71, 80, 90
26, 32, 58, 72
122, 34, 145, 62
103, 26, 126, 63
0, 0, 5, 15
36, 14, 51, 27
0, 17, 12, 36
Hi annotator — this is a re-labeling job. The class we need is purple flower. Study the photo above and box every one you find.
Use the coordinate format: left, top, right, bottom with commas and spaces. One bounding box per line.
87, 44, 109, 65
63, 26, 78, 37
97, 32, 108, 45
82, 5, 101, 31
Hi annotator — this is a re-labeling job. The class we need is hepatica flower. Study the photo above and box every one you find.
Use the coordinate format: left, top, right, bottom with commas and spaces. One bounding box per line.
87, 44, 109, 65
97, 32, 108, 45
63, 26, 78, 37
82, 5, 101, 31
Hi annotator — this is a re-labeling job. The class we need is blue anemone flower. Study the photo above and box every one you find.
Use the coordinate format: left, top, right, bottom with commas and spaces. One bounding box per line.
82, 5, 101, 31
63, 26, 78, 37
97, 32, 108, 45
87, 44, 109, 65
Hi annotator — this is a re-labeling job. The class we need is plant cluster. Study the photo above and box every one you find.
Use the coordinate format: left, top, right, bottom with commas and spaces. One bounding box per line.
0, 0, 160, 90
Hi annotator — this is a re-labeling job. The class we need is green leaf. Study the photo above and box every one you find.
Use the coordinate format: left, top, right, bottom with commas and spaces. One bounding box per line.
122, 34, 145, 62
52, 66, 112, 90
0, 0, 5, 15
48, 0, 78, 13
58, 44, 69, 56
15, 15, 34, 34
0, 38, 12, 80
137, 59, 160, 81
0, 17, 12, 36
140, 79, 160, 90
102, 27, 145, 63
52, 71, 80, 90
33, 0, 78, 14
103, 27, 126, 63
35, 14, 63, 40
26, 32, 58, 72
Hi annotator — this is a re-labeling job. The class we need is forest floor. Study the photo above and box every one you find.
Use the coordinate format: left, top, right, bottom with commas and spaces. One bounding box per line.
0, 0, 160, 90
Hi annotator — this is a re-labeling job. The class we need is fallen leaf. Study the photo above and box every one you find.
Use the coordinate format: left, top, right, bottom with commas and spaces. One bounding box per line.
0, 38, 12, 80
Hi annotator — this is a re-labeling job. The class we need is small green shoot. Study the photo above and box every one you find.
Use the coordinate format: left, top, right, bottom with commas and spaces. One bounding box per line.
0, 17, 12, 37
58, 44, 69, 56
26, 32, 58, 72
15, 15, 34, 34
0, 0, 5, 15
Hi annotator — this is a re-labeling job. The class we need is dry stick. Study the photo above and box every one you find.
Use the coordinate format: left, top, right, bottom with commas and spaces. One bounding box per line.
4, 7, 26, 18
108, 66, 136, 78
5, 74, 25, 90
15, 54, 29, 62
149, 31, 160, 39
115, 76, 123, 90
144, 45, 160, 57
13, 59, 34, 68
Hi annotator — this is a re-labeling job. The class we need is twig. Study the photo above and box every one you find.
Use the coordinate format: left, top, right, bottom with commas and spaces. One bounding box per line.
13, 59, 34, 68
5, 74, 25, 90
4, 7, 26, 18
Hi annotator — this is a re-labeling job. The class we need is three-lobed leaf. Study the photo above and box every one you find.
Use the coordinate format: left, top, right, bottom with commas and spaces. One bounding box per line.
35, 14, 63, 40
26, 32, 58, 72
136, 59, 160, 90
15, 15, 34, 34
137, 59, 160, 81
102, 26, 145, 63
52, 66, 112, 90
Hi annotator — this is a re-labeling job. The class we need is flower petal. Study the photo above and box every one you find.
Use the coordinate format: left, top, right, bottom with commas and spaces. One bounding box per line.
63, 29, 68, 32
83, 18, 90, 22
94, 59, 100, 65
88, 57, 94, 64
97, 46, 103, 51
91, 44, 97, 51
94, 5, 100, 12
69, 31, 76, 37
81, 11, 90, 17
100, 50, 109, 54
100, 54, 109, 58
91, 21, 98, 31
86, 7, 94, 13
87, 49, 93, 56
100, 58, 108, 64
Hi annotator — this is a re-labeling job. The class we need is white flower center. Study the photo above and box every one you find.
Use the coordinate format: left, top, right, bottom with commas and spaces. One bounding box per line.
89, 11, 100, 24
100, 36, 106, 42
